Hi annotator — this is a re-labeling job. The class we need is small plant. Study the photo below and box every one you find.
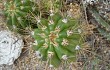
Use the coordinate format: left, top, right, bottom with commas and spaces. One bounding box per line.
4, 0, 36, 32
89, 7, 110, 40
32, 13, 83, 67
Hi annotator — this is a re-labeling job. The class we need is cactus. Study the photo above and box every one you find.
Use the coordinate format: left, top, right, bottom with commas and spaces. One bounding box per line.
4, 0, 36, 32
32, 13, 83, 67
89, 7, 110, 40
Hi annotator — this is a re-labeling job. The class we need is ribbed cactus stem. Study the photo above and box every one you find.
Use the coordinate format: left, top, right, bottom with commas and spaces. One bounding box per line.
4, 0, 36, 32
33, 13, 83, 67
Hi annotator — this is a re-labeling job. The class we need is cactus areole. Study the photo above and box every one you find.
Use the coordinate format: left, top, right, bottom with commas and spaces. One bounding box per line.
33, 13, 83, 67
4, 0, 35, 31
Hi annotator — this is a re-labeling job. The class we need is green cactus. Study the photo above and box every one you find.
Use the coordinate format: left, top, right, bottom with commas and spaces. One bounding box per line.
4, 0, 36, 32
89, 7, 110, 40
32, 13, 83, 67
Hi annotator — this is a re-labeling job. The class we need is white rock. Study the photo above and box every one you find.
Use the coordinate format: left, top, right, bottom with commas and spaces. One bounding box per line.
0, 30, 23, 65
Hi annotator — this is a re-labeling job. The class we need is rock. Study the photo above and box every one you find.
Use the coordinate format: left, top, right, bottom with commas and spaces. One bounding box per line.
0, 30, 24, 65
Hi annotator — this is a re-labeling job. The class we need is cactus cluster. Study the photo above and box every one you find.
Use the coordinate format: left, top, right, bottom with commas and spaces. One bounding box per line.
4, 0, 36, 31
32, 13, 83, 67
3, 0, 84, 68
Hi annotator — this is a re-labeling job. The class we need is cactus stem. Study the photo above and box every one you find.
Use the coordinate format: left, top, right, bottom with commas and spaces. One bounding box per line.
33, 13, 83, 67
4, 0, 35, 32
